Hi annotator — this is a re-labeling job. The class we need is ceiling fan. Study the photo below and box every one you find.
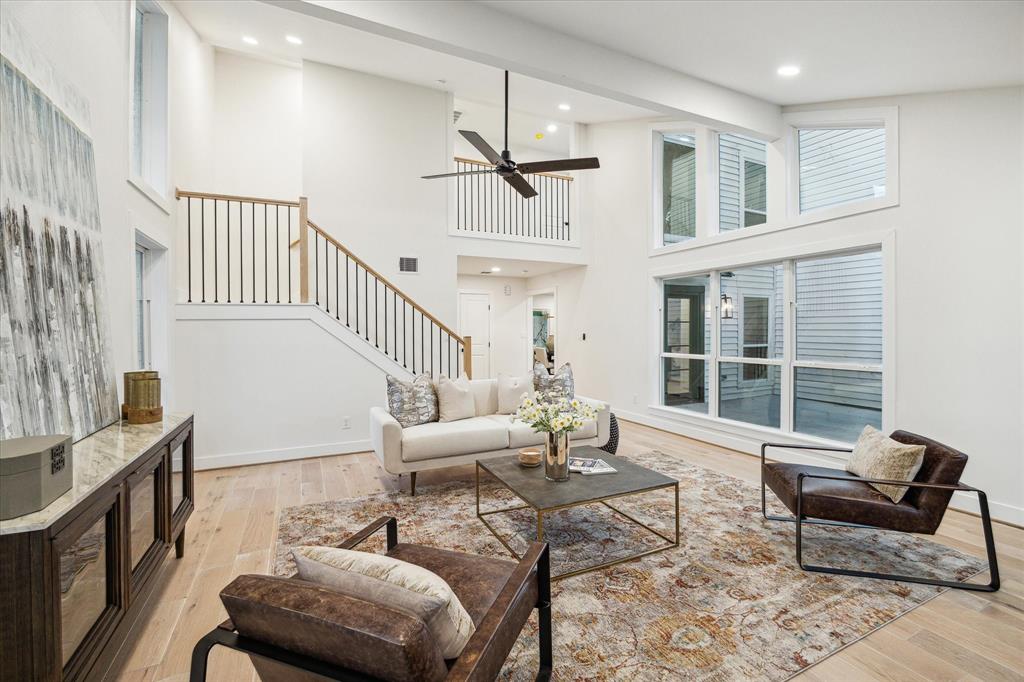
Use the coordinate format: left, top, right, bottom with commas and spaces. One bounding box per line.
422, 71, 600, 198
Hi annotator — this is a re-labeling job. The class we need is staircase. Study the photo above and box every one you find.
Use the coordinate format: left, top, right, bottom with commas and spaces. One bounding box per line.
175, 189, 472, 381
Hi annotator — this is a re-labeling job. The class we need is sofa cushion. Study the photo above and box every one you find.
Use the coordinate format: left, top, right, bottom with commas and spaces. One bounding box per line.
469, 379, 499, 416
291, 546, 474, 659
402, 417, 509, 462
386, 374, 438, 428
436, 375, 476, 423
497, 374, 533, 414
534, 362, 574, 402
490, 414, 598, 448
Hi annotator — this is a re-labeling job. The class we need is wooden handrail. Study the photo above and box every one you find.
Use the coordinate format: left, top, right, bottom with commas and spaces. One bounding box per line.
305, 219, 466, 345
453, 157, 574, 182
175, 188, 301, 207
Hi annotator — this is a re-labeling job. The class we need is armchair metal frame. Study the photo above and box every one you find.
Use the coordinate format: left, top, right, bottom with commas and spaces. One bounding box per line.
190, 516, 553, 681
761, 443, 1000, 592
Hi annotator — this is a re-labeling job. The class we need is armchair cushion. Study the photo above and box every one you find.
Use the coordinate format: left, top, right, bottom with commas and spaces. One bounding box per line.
847, 425, 925, 503
219, 574, 448, 682
386, 543, 526, 627
292, 546, 475, 658
763, 463, 936, 533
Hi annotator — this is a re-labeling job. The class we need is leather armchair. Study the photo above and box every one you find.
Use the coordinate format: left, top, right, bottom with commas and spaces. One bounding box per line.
190, 517, 553, 681
760, 431, 999, 592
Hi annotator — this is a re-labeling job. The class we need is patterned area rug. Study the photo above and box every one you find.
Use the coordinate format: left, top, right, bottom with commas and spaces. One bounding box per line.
274, 450, 984, 681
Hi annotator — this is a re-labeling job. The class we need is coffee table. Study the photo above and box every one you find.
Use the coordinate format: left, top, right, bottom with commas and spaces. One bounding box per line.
475, 445, 679, 580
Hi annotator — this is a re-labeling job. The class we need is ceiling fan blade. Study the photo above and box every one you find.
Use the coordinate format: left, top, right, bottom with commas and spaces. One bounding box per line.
421, 169, 494, 179
517, 157, 601, 174
503, 173, 538, 198
459, 130, 503, 165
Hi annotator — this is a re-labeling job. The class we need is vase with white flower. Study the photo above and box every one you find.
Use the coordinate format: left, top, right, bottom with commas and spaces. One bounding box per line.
514, 395, 600, 481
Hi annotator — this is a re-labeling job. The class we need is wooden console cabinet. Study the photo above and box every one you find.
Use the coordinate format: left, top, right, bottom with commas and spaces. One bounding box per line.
0, 414, 194, 681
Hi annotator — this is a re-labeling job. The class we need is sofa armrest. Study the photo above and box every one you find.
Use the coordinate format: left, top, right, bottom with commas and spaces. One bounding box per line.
577, 396, 611, 444
370, 406, 404, 473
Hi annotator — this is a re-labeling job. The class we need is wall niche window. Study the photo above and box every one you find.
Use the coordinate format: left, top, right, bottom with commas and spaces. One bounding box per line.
660, 133, 697, 244
130, 0, 169, 199
659, 249, 884, 443
718, 133, 767, 232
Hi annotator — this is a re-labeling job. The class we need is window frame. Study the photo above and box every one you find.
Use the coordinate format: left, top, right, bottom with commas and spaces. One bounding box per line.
740, 156, 767, 227
652, 129, 700, 247
134, 244, 152, 370
739, 294, 771, 384
127, 0, 170, 213
650, 232, 895, 448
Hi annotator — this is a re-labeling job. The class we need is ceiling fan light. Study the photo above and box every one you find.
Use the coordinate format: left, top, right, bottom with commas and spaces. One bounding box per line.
546, 124, 558, 133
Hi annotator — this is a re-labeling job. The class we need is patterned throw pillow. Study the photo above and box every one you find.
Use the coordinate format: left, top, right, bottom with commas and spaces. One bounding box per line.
385, 374, 438, 428
534, 362, 574, 402
846, 425, 926, 503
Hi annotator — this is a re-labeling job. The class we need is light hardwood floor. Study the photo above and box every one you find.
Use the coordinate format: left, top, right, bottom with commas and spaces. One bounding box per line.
109, 420, 1024, 681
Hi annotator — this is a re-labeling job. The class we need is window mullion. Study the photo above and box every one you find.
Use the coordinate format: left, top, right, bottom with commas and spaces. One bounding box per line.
781, 259, 795, 433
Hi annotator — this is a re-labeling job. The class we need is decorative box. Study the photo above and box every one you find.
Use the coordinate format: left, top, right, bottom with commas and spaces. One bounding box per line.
0, 434, 73, 520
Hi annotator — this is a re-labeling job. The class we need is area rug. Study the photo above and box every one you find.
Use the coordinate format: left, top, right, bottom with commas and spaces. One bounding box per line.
274, 450, 985, 681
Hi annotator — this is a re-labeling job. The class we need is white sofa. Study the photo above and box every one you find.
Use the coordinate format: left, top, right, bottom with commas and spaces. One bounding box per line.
370, 377, 610, 494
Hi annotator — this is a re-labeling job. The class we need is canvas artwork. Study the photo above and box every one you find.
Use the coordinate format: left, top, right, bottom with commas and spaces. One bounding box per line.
0, 33, 118, 442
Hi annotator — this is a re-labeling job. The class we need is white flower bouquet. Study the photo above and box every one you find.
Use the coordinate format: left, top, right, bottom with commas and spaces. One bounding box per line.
514, 394, 600, 481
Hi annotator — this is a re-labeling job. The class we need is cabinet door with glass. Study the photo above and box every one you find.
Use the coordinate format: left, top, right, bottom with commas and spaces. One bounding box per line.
168, 425, 194, 550
127, 449, 167, 593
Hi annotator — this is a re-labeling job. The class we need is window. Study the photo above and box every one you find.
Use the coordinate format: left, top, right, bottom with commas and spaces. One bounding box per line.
661, 274, 709, 413
719, 133, 767, 232
658, 249, 884, 443
660, 133, 696, 244
798, 127, 885, 213
130, 1, 168, 199
135, 245, 151, 369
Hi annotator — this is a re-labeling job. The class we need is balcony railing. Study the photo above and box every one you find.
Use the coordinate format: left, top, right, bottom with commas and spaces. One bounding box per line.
453, 157, 573, 242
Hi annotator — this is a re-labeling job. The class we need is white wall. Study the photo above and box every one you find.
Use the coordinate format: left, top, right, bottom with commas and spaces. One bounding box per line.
302, 60, 455, 322
457, 275, 531, 378
534, 87, 1024, 522
5, 0, 214, 413
212, 50, 302, 199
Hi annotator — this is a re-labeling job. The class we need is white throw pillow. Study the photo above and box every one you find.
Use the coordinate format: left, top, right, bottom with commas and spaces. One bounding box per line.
846, 425, 926, 503
497, 373, 534, 414
292, 546, 475, 658
435, 375, 476, 422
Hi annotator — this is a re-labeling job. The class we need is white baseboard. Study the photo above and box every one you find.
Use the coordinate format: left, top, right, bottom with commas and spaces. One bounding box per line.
613, 407, 1024, 527
194, 439, 372, 471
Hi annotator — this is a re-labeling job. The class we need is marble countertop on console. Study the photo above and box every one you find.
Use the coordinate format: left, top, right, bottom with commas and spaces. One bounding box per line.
1, 413, 191, 535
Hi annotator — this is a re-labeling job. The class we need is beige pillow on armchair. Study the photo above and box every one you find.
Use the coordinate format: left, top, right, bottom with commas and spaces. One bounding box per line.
846, 425, 926, 503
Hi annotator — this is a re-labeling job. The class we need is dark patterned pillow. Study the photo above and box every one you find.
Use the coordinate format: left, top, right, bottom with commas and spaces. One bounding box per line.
533, 362, 574, 403
386, 374, 438, 428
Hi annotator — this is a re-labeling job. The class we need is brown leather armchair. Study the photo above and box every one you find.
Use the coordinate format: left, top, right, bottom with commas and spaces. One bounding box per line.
761, 431, 999, 592
189, 517, 552, 681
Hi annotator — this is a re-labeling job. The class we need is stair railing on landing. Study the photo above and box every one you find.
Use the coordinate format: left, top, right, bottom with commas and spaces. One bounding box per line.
176, 189, 472, 380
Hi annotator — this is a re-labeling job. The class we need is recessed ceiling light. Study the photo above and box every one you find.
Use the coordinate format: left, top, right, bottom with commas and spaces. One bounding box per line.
242, 36, 259, 45
777, 64, 800, 77
491, 266, 502, 272
285, 35, 303, 45
558, 103, 571, 111
546, 124, 558, 133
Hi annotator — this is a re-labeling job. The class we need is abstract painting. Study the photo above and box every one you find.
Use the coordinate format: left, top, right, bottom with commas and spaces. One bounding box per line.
0, 38, 118, 442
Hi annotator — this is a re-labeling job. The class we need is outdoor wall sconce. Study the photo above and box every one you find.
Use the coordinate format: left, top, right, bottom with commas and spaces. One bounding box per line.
720, 292, 735, 319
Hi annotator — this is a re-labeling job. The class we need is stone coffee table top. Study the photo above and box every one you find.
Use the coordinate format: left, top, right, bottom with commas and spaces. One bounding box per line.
477, 445, 677, 511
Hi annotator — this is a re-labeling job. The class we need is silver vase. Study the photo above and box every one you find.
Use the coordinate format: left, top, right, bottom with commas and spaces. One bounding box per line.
544, 431, 570, 482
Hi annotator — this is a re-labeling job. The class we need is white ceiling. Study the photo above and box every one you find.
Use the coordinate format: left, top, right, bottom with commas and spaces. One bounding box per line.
174, 0, 658, 123
454, 99, 570, 157
480, 0, 1024, 105
457, 256, 579, 278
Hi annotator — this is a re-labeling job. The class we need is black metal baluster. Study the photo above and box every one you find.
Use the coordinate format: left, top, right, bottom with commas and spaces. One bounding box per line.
202, 198, 206, 302
430, 321, 433, 378
187, 198, 192, 302
364, 268, 369, 341
213, 199, 219, 302
412, 310, 416, 374
447, 335, 451, 377
374, 276, 379, 347
275, 205, 280, 303
420, 314, 424, 373
325, 240, 330, 314
335, 250, 340, 319
226, 200, 231, 302
315, 232, 319, 306
393, 290, 398, 361
239, 201, 243, 301
402, 300, 406, 368
383, 285, 388, 354
355, 263, 360, 335
288, 208, 293, 303
252, 203, 256, 302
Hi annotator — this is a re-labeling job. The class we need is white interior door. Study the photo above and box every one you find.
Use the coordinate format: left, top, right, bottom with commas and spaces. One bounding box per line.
458, 292, 491, 379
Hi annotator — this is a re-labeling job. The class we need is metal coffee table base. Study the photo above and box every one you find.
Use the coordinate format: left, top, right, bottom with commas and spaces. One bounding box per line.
476, 463, 680, 581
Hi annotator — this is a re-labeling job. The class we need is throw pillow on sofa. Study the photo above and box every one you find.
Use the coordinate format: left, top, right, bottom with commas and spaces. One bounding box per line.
291, 546, 475, 658
386, 374, 438, 427
846, 425, 926, 503
534, 362, 574, 402
497, 373, 534, 414
436, 374, 476, 422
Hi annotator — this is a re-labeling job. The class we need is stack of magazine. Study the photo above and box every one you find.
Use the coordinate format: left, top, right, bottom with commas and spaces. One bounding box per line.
568, 456, 617, 475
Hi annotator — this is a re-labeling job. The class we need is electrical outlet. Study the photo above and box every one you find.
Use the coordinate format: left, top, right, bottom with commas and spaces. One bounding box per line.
341, 416, 351, 430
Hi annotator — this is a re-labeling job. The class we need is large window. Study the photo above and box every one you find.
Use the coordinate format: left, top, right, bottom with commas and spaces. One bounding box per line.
660, 133, 697, 244
798, 127, 886, 213
661, 274, 709, 413
130, 1, 168, 199
658, 250, 883, 443
719, 133, 767, 232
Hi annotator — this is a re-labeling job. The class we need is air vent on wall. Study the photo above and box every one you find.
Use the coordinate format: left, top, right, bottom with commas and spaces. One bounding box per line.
399, 257, 419, 273
453, 110, 463, 124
